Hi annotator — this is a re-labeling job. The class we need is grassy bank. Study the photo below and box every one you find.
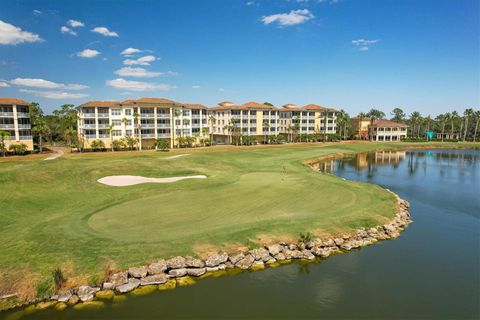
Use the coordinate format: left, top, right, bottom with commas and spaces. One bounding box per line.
0, 141, 478, 308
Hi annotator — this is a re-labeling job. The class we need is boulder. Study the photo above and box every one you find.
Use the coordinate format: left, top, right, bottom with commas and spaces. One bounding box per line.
116, 278, 140, 293
206, 266, 219, 272
205, 252, 229, 267
109, 272, 128, 287
168, 268, 187, 278
57, 291, 72, 303
356, 229, 368, 238
77, 286, 99, 302
333, 238, 344, 246
305, 239, 322, 249
311, 247, 330, 258
322, 239, 336, 247
185, 256, 205, 268
290, 250, 303, 259
186, 268, 206, 277
266, 244, 282, 256
128, 266, 148, 278
166, 256, 186, 269
140, 274, 168, 286
288, 244, 297, 250
250, 248, 271, 262
148, 260, 167, 275
229, 253, 245, 264
235, 254, 255, 269
102, 282, 114, 290
67, 295, 79, 305
301, 249, 315, 260
225, 261, 234, 269
273, 253, 286, 261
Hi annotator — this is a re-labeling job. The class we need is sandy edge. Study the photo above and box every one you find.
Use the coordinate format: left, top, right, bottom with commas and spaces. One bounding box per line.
97, 175, 207, 187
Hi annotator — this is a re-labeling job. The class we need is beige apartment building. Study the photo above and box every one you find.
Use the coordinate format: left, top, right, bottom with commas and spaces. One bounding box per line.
278, 104, 337, 135
0, 98, 33, 151
77, 98, 208, 149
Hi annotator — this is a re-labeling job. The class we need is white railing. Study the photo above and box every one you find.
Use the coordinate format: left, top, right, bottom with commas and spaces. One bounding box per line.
85, 134, 97, 139
157, 133, 170, 138
19, 136, 32, 140
141, 133, 155, 138
157, 124, 170, 128
83, 124, 96, 129
141, 123, 155, 129
0, 124, 14, 129
98, 124, 110, 129
0, 112, 14, 117
17, 112, 30, 118
18, 124, 31, 129
98, 134, 109, 138
140, 113, 155, 118
97, 113, 109, 118
157, 114, 170, 119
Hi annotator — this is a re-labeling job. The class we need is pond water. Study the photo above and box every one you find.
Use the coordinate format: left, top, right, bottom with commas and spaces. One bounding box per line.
4, 149, 479, 319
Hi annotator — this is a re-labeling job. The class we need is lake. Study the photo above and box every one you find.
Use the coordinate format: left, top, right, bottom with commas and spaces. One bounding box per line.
4, 149, 479, 319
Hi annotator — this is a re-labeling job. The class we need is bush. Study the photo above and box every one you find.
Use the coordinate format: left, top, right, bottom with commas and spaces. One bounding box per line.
155, 138, 170, 151
36, 279, 53, 297
52, 268, 66, 290
299, 231, 314, 243
8, 143, 28, 155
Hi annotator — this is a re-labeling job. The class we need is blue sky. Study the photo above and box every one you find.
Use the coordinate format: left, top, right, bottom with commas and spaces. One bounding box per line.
0, 0, 478, 115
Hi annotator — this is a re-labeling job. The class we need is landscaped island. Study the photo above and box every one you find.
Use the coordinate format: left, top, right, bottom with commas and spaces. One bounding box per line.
0, 141, 478, 312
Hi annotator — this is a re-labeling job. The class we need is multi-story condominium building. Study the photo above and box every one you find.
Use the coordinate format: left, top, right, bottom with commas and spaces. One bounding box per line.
208, 101, 280, 143
0, 98, 33, 151
351, 117, 408, 141
77, 98, 208, 149
278, 104, 337, 135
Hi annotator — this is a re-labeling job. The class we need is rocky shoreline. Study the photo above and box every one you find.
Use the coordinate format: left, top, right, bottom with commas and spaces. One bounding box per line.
2, 191, 412, 312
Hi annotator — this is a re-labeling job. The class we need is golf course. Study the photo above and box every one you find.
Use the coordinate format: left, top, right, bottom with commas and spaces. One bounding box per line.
0, 141, 477, 308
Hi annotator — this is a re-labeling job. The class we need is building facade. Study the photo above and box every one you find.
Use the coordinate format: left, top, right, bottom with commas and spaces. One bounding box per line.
351, 117, 408, 141
278, 104, 337, 135
77, 98, 208, 149
0, 98, 33, 151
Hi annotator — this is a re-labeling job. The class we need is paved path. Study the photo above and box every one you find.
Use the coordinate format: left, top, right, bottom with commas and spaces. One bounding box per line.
164, 154, 191, 160
44, 147, 65, 161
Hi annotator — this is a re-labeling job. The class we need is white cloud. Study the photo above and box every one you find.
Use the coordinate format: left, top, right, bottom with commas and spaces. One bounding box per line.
123, 55, 157, 66
61, 26, 77, 36
67, 19, 84, 28
10, 78, 88, 90
262, 9, 314, 26
114, 67, 162, 78
246, 1, 255, 5
0, 81, 10, 88
121, 47, 142, 55
33, 10, 42, 16
19, 89, 89, 99
77, 49, 101, 58
106, 78, 176, 91
352, 39, 380, 51
192, 85, 200, 89
0, 20, 43, 45
91, 26, 118, 37
318, 0, 339, 4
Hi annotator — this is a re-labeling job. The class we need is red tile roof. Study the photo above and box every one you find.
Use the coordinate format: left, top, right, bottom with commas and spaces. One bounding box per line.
370, 119, 408, 128
79, 101, 119, 107
185, 103, 207, 109
0, 98, 30, 105
209, 101, 277, 111
135, 97, 179, 104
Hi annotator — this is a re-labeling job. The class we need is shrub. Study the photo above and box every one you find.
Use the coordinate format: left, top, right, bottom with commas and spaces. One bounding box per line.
155, 138, 170, 151
8, 143, 28, 155
52, 268, 66, 290
299, 231, 314, 243
36, 279, 53, 297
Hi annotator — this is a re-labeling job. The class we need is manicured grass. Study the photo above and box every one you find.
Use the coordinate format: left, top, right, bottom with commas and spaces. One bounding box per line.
0, 141, 477, 304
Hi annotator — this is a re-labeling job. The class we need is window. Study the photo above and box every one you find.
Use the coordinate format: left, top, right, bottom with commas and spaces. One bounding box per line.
112, 120, 122, 126
126, 130, 132, 136
113, 130, 122, 136
111, 109, 121, 116
125, 109, 132, 116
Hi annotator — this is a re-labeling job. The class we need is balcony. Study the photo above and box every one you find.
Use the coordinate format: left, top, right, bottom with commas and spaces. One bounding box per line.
157, 123, 170, 129
140, 113, 155, 118
81, 113, 96, 118
17, 112, 30, 118
157, 133, 170, 138
98, 134, 109, 139
19, 136, 32, 140
157, 114, 170, 119
98, 123, 110, 129
0, 112, 14, 117
18, 124, 31, 129
0, 124, 15, 129
85, 134, 97, 139
141, 133, 155, 138
97, 113, 109, 118
141, 123, 155, 129
83, 123, 96, 129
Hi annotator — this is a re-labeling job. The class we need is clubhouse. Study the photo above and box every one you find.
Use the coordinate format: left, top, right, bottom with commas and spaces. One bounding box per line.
0, 98, 34, 151
77, 98, 338, 148
351, 117, 408, 142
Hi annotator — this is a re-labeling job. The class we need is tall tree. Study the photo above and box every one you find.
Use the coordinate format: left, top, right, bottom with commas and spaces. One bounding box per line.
29, 102, 50, 153
52, 104, 79, 148
409, 111, 421, 138
462, 108, 474, 141
473, 110, 480, 142
0, 130, 11, 157
391, 108, 406, 122
436, 114, 447, 142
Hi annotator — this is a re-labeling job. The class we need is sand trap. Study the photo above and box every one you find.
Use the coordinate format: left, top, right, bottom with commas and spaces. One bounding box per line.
98, 175, 206, 187
164, 154, 191, 159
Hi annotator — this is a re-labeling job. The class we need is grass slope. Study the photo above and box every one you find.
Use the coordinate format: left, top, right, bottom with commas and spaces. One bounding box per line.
0, 141, 477, 303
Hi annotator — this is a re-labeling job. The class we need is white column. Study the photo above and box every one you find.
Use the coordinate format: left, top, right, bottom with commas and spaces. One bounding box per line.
154, 107, 158, 139
95, 106, 99, 139
170, 107, 174, 148
12, 104, 19, 141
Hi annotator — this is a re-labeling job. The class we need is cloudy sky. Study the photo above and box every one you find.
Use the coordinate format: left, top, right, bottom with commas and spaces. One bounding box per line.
0, 0, 478, 115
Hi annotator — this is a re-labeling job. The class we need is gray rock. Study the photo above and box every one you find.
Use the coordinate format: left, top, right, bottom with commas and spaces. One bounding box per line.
334, 238, 344, 246
301, 249, 315, 260
266, 244, 282, 256
148, 260, 167, 275
206, 266, 219, 272
290, 250, 303, 259
57, 291, 72, 303
250, 248, 271, 262
322, 239, 336, 247
140, 274, 168, 285
166, 256, 186, 269
265, 258, 277, 264
225, 261, 234, 269
128, 266, 148, 278
116, 278, 140, 293
77, 286, 99, 302
311, 247, 330, 258
235, 254, 255, 269
102, 282, 114, 290
185, 256, 205, 268
274, 253, 286, 261
168, 268, 187, 278
356, 229, 368, 238
186, 268, 206, 277
218, 264, 226, 270
229, 253, 245, 264
205, 252, 229, 267
109, 271, 128, 287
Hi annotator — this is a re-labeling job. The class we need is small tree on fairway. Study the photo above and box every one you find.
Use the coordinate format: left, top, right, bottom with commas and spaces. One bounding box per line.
0, 130, 11, 157
155, 138, 170, 151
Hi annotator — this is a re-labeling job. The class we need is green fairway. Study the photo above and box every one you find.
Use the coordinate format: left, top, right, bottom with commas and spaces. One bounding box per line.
0, 141, 477, 303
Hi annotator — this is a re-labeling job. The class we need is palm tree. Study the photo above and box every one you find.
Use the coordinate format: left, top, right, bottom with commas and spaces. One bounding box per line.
173, 109, 182, 148
322, 110, 328, 142
133, 111, 141, 150
263, 121, 270, 144
0, 130, 11, 157
121, 117, 128, 136
436, 114, 446, 142
451, 111, 459, 139
201, 127, 208, 146
409, 111, 421, 138
462, 108, 474, 142
367, 109, 386, 141
473, 110, 480, 142
106, 124, 115, 152
208, 114, 216, 145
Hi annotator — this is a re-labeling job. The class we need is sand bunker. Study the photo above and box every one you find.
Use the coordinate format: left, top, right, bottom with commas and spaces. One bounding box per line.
164, 154, 191, 159
98, 175, 206, 187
